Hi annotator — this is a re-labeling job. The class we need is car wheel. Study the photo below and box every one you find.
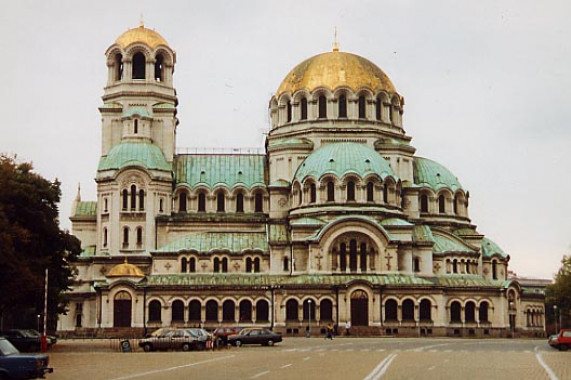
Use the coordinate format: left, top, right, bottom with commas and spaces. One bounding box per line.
182, 343, 191, 352
267, 340, 274, 347
235, 340, 242, 347
143, 343, 152, 352
559, 344, 568, 351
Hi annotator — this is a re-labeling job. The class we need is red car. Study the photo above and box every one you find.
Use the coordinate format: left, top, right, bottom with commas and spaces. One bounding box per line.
548, 329, 571, 351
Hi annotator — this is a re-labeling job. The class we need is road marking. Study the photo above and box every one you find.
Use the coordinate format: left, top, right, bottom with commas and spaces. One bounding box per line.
363, 353, 397, 380
413, 343, 453, 352
280, 364, 292, 369
251, 370, 270, 379
108, 355, 235, 380
303, 356, 311, 361
376, 349, 385, 352
534, 346, 559, 380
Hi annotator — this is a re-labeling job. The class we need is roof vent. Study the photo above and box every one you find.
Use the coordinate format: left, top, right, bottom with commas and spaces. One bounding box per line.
365, 159, 370, 163
200, 170, 206, 174
238, 171, 243, 175
329, 158, 335, 162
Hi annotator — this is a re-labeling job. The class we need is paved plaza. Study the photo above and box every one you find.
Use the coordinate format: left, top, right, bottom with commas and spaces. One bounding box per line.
46, 337, 569, 380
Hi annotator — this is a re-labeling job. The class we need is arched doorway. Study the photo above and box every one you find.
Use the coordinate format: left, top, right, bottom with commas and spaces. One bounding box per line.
350, 290, 369, 326
113, 291, 132, 327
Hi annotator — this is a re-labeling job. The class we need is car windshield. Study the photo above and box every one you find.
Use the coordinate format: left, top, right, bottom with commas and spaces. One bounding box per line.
0, 339, 20, 356
26, 330, 41, 337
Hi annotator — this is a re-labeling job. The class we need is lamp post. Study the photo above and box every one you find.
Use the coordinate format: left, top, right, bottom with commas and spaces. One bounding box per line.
308, 300, 312, 338
553, 305, 558, 333
37, 314, 41, 332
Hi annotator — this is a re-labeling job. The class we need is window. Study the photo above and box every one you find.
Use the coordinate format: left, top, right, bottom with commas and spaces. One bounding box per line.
154, 54, 164, 82
236, 193, 244, 212
286, 100, 292, 122
300, 97, 308, 120
139, 189, 145, 210
104, 198, 108, 212
454, 195, 459, 214
286, 299, 298, 321
383, 185, 388, 204
310, 183, 316, 203
347, 181, 355, 201
136, 227, 143, 247
239, 300, 252, 322
122, 227, 129, 247
256, 300, 269, 322
318, 95, 327, 118
181, 258, 187, 273
385, 299, 398, 321
189, 257, 196, 273
198, 192, 206, 212
320, 299, 333, 321
179, 191, 187, 212
414, 257, 420, 272
222, 257, 228, 273
360, 242, 367, 272
453, 259, 458, 274
438, 195, 446, 213
254, 193, 263, 212
450, 301, 461, 322
327, 181, 335, 202
420, 299, 431, 321
253, 257, 260, 273
367, 182, 374, 202
465, 302, 476, 322
148, 300, 161, 322
283, 256, 289, 272
122, 189, 128, 210
130, 185, 137, 210
159, 198, 164, 212
358, 96, 366, 118
189, 300, 201, 322
223, 300, 235, 322
349, 239, 357, 272
214, 258, 220, 273
492, 261, 497, 280
479, 302, 489, 322
246, 258, 252, 273
339, 243, 347, 271
338, 95, 347, 118
103, 227, 108, 247
216, 192, 225, 212
132, 52, 146, 79
402, 299, 414, 321
172, 300, 184, 322
302, 299, 315, 321
375, 96, 382, 120
115, 54, 123, 81
134, 119, 138, 134
205, 300, 218, 322
420, 194, 428, 212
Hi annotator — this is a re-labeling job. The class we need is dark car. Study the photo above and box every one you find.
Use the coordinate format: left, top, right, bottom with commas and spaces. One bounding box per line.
0, 337, 53, 379
184, 328, 211, 350
25, 331, 57, 348
139, 328, 201, 352
0, 330, 42, 352
227, 328, 282, 347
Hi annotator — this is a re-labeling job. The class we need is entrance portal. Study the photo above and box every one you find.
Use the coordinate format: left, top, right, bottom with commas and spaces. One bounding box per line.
350, 290, 369, 326
113, 291, 132, 327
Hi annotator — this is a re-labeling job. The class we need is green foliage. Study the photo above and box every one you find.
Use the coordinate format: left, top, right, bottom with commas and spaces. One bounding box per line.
0, 155, 81, 328
546, 255, 571, 328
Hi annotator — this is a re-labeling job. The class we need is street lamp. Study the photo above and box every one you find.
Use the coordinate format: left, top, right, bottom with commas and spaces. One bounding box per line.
553, 305, 558, 333
37, 315, 41, 332
308, 300, 312, 338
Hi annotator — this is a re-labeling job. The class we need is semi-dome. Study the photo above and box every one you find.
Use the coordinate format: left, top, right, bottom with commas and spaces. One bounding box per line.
106, 259, 145, 278
115, 24, 169, 50
295, 142, 396, 182
98, 142, 171, 172
276, 50, 396, 98
413, 157, 462, 192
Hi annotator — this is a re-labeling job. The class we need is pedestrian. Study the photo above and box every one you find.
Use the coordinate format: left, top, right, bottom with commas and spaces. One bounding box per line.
326, 323, 334, 340
305, 325, 310, 338
345, 321, 351, 336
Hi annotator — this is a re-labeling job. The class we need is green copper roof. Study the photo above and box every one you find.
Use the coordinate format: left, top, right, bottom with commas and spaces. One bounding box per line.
434, 275, 505, 288
382, 218, 413, 226
122, 106, 150, 118
79, 245, 96, 257
268, 224, 289, 243
413, 157, 462, 191
75, 201, 97, 216
152, 103, 175, 109
98, 143, 171, 171
174, 154, 266, 190
290, 217, 326, 226
432, 232, 476, 254
269, 179, 291, 188
157, 231, 268, 253
481, 237, 508, 258
413, 225, 434, 243
294, 142, 396, 182
268, 138, 313, 148
311, 215, 394, 241
102, 103, 122, 109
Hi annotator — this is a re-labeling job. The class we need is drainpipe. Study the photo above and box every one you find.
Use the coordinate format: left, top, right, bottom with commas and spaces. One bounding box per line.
271, 287, 275, 330
335, 286, 340, 327
380, 286, 383, 328
143, 287, 147, 337
289, 224, 294, 276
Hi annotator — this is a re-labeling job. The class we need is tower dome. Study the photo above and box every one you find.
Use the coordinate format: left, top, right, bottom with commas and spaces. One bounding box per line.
114, 24, 170, 50
276, 50, 396, 98
106, 259, 145, 278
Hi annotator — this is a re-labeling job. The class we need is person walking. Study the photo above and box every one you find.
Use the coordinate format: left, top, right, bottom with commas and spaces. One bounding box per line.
326, 323, 334, 340
345, 321, 351, 336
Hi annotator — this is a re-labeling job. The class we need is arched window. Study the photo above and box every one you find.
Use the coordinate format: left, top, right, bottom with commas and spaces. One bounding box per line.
385, 299, 398, 321
205, 300, 218, 322
136, 227, 143, 247
122, 227, 129, 247
414, 257, 420, 272
181, 257, 187, 273
216, 192, 225, 212
310, 183, 316, 203
256, 300, 269, 322
254, 192, 263, 212
198, 192, 206, 212
189, 300, 201, 322
375, 96, 382, 120
103, 227, 108, 247
327, 181, 335, 202
383, 185, 388, 204
420, 194, 428, 212
179, 191, 187, 212
189, 257, 196, 273
366, 182, 374, 202
253, 257, 260, 273
236, 193, 244, 213
338, 95, 347, 118
286, 100, 292, 122
402, 299, 415, 321
360, 242, 367, 272
302, 299, 316, 321
159, 198, 164, 212
154, 54, 164, 82
320, 299, 333, 321
465, 301, 476, 322
349, 239, 358, 272
347, 181, 355, 201
246, 257, 252, 273
138, 189, 145, 210
420, 299, 432, 321
453, 259, 458, 274
213, 257, 220, 273
339, 243, 347, 271
239, 300, 252, 322
454, 195, 459, 214
298, 187, 302, 205
286, 299, 298, 321
450, 301, 461, 322
134, 119, 138, 134
172, 300, 184, 322
222, 300, 235, 322
115, 53, 123, 81
358, 95, 366, 119
132, 52, 146, 79
318, 95, 327, 118
148, 300, 161, 322
283, 256, 289, 272
438, 195, 446, 213
130, 185, 137, 210
300, 97, 308, 120
222, 257, 228, 273
479, 302, 489, 322
492, 260, 498, 280
104, 198, 108, 212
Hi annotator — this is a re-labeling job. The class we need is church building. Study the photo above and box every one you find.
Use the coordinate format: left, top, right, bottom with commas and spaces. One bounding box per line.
59, 24, 545, 338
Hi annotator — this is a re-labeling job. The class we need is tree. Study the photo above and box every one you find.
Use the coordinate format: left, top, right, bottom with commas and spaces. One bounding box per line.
546, 255, 571, 331
0, 155, 81, 331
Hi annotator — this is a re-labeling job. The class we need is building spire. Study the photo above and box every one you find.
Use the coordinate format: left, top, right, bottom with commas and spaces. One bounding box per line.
71, 183, 81, 216
139, 12, 144, 28
333, 26, 339, 52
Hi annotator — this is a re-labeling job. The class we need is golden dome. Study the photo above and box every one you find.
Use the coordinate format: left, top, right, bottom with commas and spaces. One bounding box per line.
276, 51, 396, 98
106, 259, 145, 278
115, 25, 169, 50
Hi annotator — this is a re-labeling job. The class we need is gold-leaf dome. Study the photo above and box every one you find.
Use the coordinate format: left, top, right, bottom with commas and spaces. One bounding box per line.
115, 25, 169, 50
106, 259, 145, 278
276, 51, 396, 98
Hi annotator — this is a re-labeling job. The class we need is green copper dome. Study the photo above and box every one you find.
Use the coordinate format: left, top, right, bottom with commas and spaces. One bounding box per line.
98, 143, 171, 171
481, 237, 508, 259
294, 142, 396, 182
413, 157, 462, 192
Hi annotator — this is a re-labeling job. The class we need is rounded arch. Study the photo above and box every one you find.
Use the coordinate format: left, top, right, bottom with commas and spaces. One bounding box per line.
384, 298, 398, 321
205, 299, 219, 322
188, 299, 202, 322
285, 297, 300, 321
255, 299, 270, 322
222, 299, 236, 322
239, 299, 253, 322
316, 216, 391, 253
319, 298, 334, 321
401, 298, 415, 321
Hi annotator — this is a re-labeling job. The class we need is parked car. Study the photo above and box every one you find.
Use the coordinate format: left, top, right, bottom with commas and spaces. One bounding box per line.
227, 328, 282, 347
0, 337, 53, 379
25, 330, 57, 347
139, 328, 201, 352
184, 328, 211, 350
548, 329, 571, 351
213, 327, 241, 346
0, 330, 43, 352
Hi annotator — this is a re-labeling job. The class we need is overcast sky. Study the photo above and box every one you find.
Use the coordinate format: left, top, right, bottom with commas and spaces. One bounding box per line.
0, 0, 569, 279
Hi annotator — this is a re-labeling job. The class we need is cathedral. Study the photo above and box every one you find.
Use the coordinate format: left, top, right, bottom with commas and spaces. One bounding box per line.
59, 24, 545, 338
